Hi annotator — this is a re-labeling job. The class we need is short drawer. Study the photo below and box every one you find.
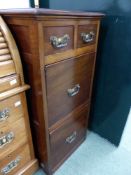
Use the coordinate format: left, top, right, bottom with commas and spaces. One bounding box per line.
0, 117, 28, 159
0, 60, 16, 78
44, 26, 74, 56
0, 94, 24, 127
0, 74, 20, 93
49, 107, 87, 170
45, 53, 95, 127
0, 144, 31, 175
77, 23, 98, 48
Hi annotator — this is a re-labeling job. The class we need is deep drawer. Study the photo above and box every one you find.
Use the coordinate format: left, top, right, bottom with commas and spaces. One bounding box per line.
49, 107, 87, 170
0, 60, 16, 78
0, 144, 31, 175
0, 94, 24, 127
0, 74, 20, 93
45, 53, 95, 127
0, 117, 28, 159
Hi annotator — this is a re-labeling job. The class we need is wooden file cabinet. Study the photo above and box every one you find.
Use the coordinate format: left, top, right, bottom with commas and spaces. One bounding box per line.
0, 8, 104, 175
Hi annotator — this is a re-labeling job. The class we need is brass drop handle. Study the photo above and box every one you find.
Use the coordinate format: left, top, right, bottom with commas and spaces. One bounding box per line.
81, 31, 95, 43
50, 34, 70, 48
0, 132, 14, 148
1, 156, 21, 174
0, 108, 10, 122
66, 131, 77, 144
67, 84, 80, 97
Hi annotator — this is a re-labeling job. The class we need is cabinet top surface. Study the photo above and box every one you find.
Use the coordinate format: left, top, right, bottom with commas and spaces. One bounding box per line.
0, 8, 104, 18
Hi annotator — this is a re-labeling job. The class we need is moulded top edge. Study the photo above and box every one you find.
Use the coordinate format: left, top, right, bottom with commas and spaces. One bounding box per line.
0, 8, 105, 18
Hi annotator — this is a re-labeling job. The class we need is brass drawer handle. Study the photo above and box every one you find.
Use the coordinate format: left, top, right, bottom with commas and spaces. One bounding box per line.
67, 84, 80, 97
66, 131, 77, 144
1, 156, 21, 174
50, 34, 70, 48
81, 31, 95, 43
0, 132, 14, 148
0, 108, 10, 122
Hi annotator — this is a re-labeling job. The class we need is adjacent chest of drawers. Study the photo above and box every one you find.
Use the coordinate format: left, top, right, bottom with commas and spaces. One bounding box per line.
0, 16, 38, 175
0, 8, 104, 175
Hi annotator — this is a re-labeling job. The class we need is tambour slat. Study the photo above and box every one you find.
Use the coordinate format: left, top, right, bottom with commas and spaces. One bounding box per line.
0, 16, 24, 84
0, 54, 11, 61
0, 60, 16, 78
0, 48, 10, 55
0, 43, 7, 49
0, 36, 5, 42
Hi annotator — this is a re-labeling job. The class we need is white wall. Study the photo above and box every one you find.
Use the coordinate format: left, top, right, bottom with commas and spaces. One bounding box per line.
120, 108, 131, 151
0, 0, 30, 9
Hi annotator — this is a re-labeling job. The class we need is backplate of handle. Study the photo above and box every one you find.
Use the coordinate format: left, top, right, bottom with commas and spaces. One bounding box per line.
0, 132, 14, 148
50, 34, 70, 48
67, 84, 80, 97
66, 131, 77, 144
0, 108, 10, 122
1, 156, 21, 174
81, 31, 95, 43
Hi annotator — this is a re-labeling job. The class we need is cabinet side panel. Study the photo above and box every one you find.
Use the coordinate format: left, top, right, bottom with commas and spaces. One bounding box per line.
2, 16, 49, 170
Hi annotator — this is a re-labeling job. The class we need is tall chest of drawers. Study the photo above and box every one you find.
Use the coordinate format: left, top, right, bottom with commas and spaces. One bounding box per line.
0, 16, 38, 174
0, 8, 104, 175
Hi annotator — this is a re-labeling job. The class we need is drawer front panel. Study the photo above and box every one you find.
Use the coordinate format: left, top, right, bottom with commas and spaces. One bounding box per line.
45, 53, 95, 126
0, 60, 16, 78
0, 74, 20, 93
77, 24, 98, 48
0, 94, 24, 126
0, 144, 31, 175
44, 26, 74, 56
0, 117, 28, 159
50, 107, 87, 169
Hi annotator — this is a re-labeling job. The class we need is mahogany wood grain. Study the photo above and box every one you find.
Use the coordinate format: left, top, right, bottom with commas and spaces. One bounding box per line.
4, 19, 50, 172
44, 45, 95, 65
49, 101, 89, 133
0, 74, 20, 93
44, 26, 74, 56
39, 19, 99, 65
50, 106, 87, 169
45, 53, 95, 127
77, 24, 97, 48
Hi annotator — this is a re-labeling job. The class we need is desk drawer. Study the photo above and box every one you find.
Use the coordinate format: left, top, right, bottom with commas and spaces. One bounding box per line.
0, 144, 31, 175
49, 107, 87, 170
0, 60, 16, 78
0, 117, 28, 159
45, 53, 95, 126
0, 94, 24, 127
0, 74, 20, 93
